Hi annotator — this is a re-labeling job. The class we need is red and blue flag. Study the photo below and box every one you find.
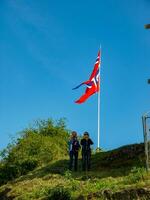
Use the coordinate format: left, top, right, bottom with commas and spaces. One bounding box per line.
73, 50, 101, 104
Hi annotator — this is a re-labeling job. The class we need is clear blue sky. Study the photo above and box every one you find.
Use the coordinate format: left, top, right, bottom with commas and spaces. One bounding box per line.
1, 0, 150, 151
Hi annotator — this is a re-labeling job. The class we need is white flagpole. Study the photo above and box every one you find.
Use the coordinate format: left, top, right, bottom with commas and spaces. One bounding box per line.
98, 46, 101, 149
98, 79, 100, 149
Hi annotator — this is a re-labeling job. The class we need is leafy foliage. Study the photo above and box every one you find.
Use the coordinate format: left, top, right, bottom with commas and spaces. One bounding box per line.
45, 187, 71, 200
126, 167, 146, 184
0, 118, 69, 185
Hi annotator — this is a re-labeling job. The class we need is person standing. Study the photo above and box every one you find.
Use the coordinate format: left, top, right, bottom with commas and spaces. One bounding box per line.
68, 131, 80, 171
81, 132, 94, 171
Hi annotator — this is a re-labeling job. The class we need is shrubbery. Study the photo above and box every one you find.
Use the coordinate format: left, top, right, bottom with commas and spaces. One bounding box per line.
45, 187, 71, 200
126, 167, 146, 184
0, 118, 69, 185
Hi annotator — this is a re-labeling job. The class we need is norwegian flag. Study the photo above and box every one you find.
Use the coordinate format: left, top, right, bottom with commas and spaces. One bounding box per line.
73, 50, 101, 104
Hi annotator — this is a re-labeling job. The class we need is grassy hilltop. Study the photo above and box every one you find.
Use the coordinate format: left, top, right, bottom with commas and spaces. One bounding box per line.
0, 118, 150, 200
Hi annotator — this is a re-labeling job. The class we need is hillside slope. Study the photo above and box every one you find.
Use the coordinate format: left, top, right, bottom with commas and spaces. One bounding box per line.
0, 142, 150, 200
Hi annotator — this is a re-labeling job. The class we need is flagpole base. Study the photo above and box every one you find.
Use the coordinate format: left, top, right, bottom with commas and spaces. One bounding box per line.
96, 147, 103, 153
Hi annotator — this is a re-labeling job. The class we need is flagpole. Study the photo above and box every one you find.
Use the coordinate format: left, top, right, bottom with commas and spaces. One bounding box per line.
98, 46, 101, 149
98, 77, 100, 148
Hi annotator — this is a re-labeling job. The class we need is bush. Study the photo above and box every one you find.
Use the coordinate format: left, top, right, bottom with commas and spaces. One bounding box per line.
64, 170, 72, 180
126, 167, 146, 184
45, 187, 71, 200
0, 159, 38, 185
0, 118, 69, 185
0, 163, 19, 185
19, 159, 38, 175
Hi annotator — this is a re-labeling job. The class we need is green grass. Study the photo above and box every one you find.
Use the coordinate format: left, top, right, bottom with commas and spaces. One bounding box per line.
0, 143, 150, 200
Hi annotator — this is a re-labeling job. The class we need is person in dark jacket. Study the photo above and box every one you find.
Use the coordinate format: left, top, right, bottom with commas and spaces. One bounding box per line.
68, 131, 80, 171
80, 132, 93, 171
